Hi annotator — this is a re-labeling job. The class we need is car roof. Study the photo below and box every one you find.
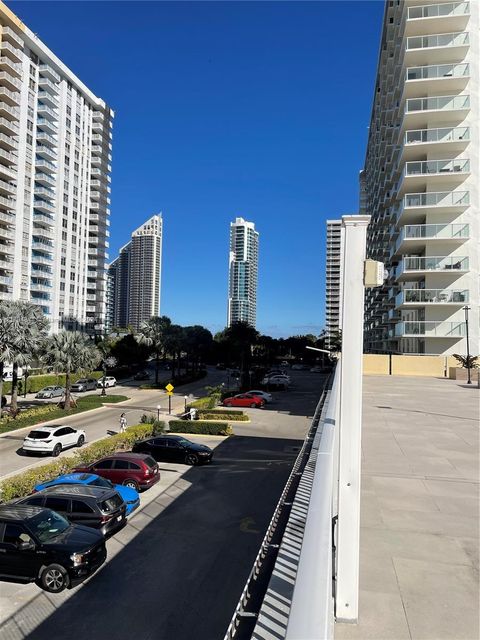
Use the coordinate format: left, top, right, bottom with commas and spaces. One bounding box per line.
0, 504, 46, 520
28, 425, 71, 433
34, 485, 113, 498
44, 473, 95, 483
97, 452, 153, 461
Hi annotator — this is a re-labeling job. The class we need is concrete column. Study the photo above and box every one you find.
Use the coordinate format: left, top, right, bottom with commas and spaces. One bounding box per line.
335, 214, 370, 623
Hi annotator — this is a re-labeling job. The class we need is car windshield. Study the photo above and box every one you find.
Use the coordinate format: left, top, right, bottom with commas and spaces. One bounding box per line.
27, 430, 50, 440
75, 380, 87, 384
100, 494, 123, 513
89, 477, 113, 489
28, 510, 70, 542
42, 387, 54, 391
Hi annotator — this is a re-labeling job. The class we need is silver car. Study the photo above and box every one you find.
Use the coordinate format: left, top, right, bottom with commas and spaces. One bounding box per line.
36, 386, 65, 399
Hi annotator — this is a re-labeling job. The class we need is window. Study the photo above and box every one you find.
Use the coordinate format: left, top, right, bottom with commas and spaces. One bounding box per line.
3, 524, 30, 546
26, 134, 32, 146
66, 105, 71, 116
44, 497, 70, 512
94, 459, 113, 470
113, 459, 129, 470
66, 118, 71, 129
71, 500, 94, 514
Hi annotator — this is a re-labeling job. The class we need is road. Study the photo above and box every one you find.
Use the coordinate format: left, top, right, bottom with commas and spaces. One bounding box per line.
0, 367, 228, 479
0, 370, 327, 640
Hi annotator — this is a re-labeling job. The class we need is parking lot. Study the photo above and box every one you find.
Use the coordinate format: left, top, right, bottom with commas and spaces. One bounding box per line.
0, 370, 327, 640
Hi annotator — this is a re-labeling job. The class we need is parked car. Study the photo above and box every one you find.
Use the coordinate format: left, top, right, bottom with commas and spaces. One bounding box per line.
0, 504, 106, 593
261, 375, 290, 387
34, 473, 140, 516
245, 390, 273, 403
133, 435, 213, 466
97, 376, 116, 389
74, 453, 160, 492
23, 425, 86, 457
70, 378, 97, 392
223, 393, 264, 408
35, 386, 65, 400
133, 370, 150, 380
280, 361, 290, 367
16, 485, 127, 538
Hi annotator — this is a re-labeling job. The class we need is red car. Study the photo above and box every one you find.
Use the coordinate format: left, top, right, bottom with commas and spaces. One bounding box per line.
223, 393, 265, 408
74, 453, 160, 492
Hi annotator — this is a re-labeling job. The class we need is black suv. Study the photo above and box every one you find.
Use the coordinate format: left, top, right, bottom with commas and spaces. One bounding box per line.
0, 505, 106, 593
16, 485, 127, 537
132, 435, 213, 466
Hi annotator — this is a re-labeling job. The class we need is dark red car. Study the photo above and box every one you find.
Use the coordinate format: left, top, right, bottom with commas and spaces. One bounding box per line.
222, 393, 264, 408
74, 453, 160, 492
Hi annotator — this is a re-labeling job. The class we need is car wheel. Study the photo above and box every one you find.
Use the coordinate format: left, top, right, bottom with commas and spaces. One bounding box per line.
77, 435, 85, 447
123, 479, 139, 491
49, 393, 53, 399
185, 453, 198, 466
225, 402, 232, 407
40, 564, 69, 593
250, 403, 257, 408
52, 444, 62, 457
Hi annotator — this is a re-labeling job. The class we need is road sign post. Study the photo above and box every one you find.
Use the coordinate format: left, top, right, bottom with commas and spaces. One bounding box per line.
165, 384, 174, 416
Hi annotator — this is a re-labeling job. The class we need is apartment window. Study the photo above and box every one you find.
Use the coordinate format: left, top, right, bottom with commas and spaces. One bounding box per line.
27, 120, 33, 131
61, 257, 66, 266
63, 206, 68, 216
70, 284, 75, 293
76, 114, 80, 124
60, 269, 65, 278
65, 143, 70, 153
66, 106, 71, 116
75, 126, 80, 136
74, 150, 79, 160
30, 52, 39, 64
63, 193, 68, 203
61, 231, 67, 241
73, 187, 78, 196
74, 162, 79, 172
64, 156, 70, 166
66, 118, 71, 129
60, 282, 65, 291
64, 180, 69, 190
29, 78, 36, 91
72, 223, 77, 232
62, 219, 68, 228
26, 134, 33, 146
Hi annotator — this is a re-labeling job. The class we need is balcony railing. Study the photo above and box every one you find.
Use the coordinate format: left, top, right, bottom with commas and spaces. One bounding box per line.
38, 63, 61, 83
406, 62, 469, 81
397, 256, 468, 275
404, 126, 469, 145
394, 321, 465, 337
407, 2, 469, 19
404, 190, 469, 208
404, 158, 469, 176
406, 94, 469, 113
396, 289, 469, 305
406, 32, 469, 50
401, 223, 469, 241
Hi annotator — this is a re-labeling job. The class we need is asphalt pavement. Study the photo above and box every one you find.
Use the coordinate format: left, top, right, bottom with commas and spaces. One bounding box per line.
0, 370, 328, 640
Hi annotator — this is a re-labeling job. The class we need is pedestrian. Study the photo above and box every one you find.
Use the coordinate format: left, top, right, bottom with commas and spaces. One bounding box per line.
119, 412, 127, 433
189, 407, 197, 421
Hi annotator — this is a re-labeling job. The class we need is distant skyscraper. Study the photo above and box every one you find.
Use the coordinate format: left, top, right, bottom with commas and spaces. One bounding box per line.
107, 214, 162, 331
227, 217, 259, 328
325, 220, 343, 349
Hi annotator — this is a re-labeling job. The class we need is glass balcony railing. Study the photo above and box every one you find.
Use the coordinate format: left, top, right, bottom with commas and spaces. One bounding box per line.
396, 289, 469, 305
401, 223, 469, 241
405, 126, 469, 145
406, 63, 469, 81
407, 32, 469, 50
406, 94, 470, 113
404, 191, 469, 208
395, 321, 465, 337
405, 158, 469, 176
400, 255, 469, 272
408, 2, 469, 19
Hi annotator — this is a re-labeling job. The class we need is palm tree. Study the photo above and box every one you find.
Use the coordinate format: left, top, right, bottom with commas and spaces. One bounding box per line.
0, 302, 18, 416
223, 321, 259, 388
163, 324, 184, 379
42, 331, 101, 410
136, 316, 171, 385
0, 302, 49, 416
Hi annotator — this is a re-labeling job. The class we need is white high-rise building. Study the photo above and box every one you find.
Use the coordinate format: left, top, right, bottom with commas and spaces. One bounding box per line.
107, 214, 162, 331
0, 2, 113, 332
363, 0, 478, 356
227, 217, 259, 328
325, 219, 344, 349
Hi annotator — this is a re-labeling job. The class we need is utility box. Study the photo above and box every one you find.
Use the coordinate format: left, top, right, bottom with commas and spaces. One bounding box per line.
364, 259, 386, 287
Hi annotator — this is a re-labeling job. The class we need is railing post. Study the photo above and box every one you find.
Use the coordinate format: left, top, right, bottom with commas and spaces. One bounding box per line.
335, 214, 370, 623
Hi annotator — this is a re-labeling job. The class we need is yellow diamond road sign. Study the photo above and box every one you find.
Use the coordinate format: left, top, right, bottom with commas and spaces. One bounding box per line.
165, 383, 174, 393
167, 391, 173, 396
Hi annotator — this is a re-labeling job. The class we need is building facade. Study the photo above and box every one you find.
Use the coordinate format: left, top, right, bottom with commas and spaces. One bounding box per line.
363, 0, 478, 355
325, 219, 344, 350
0, 2, 113, 332
107, 214, 162, 331
227, 217, 259, 328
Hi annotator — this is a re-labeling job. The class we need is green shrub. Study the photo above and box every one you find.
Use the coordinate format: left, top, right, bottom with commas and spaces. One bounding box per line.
0, 422, 156, 503
197, 409, 249, 421
168, 420, 233, 436
2, 371, 103, 395
188, 395, 218, 410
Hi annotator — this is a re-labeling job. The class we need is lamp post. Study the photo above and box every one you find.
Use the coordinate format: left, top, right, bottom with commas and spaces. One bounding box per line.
157, 404, 161, 421
184, 395, 188, 413
464, 305, 471, 384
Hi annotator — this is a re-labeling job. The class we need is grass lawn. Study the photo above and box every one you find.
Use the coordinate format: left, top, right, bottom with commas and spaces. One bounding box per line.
0, 395, 129, 435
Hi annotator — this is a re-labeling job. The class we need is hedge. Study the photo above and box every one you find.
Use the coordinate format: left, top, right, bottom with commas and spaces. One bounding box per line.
0, 422, 161, 503
2, 371, 103, 395
188, 395, 219, 410
196, 409, 249, 422
0, 395, 129, 435
168, 420, 233, 436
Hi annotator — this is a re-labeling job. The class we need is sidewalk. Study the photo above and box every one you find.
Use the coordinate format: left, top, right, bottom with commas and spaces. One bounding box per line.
335, 375, 479, 640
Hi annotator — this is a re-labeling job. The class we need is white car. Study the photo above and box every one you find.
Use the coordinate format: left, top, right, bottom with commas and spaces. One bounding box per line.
23, 425, 86, 457
97, 376, 117, 389
246, 390, 273, 403
261, 375, 290, 387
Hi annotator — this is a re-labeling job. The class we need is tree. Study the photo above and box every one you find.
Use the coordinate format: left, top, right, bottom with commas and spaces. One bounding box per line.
222, 322, 259, 388
96, 338, 117, 396
42, 331, 101, 410
182, 326, 213, 373
136, 316, 172, 384
453, 354, 478, 369
110, 334, 150, 368
0, 302, 19, 416
163, 324, 184, 379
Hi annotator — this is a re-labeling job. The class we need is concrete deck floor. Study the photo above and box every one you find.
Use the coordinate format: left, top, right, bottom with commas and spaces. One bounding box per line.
335, 375, 479, 640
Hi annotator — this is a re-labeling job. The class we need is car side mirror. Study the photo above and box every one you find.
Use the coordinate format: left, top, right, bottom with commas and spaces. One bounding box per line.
19, 540, 35, 551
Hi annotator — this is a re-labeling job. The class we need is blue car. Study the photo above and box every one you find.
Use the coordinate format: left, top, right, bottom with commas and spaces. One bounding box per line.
34, 473, 140, 516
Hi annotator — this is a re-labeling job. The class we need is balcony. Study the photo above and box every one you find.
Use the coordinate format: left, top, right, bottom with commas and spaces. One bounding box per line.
30, 281, 53, 293
38, 75, 59, 94
36, 131, 57, 148
0, 86, 20, 107
403, 95, 470, 129
401, 126, 469, 161
394, 223, 469, 255
35, 144, 56, 161
406, 2, 470, 36
1, 26, 23, 49
0, 40, 22, 63
397, 158, 469, 194
403, 63, 469, 97
35, 171, 55, 187
405, 32, 469, 65
0, 177, 15, 196
394, 321, 465, 338
396, 190, 469, 223
92, 121, 103, 132
33, 186, 55, 200
33, 212, 55, 226
0, 193, 15, 211
396, 288, 469, 307
0, 118, 18, 139
38, 63, 61, 83
0, 71, 21, 92
37, 103, 58, 121
0, 211, 14, 225
35, 158, 56, 174
31, 253, 53, 265
0, 226, 14, 240
37, 117, 58, 134
37, 90, 59, 109
394, 255, 468, 280
0, 101, 19, 121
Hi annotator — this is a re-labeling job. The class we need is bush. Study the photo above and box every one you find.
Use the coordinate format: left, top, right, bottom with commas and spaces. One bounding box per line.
0, 422, 157, 503
188, 395, 218, 410
168, 420, 233, 436
2, 371, 103, 395
196, 409, 249, 421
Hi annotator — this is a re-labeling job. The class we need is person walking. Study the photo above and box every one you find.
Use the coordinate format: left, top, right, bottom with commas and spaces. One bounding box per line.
119, 412, 127, 433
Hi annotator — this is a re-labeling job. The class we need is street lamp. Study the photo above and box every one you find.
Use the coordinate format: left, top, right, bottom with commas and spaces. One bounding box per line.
184, 395, 188, 412
463, 305, 471, 384
156, 404, 161, 421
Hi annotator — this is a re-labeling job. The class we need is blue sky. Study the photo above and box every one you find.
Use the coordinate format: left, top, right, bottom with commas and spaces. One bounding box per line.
10, 0, 384, 338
